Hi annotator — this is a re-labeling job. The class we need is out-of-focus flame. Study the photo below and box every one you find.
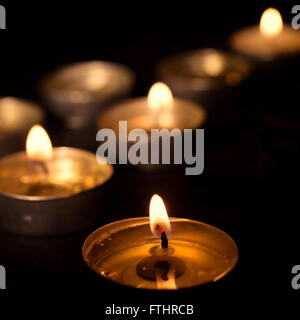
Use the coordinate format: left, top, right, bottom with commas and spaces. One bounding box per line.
202, 50, 224, 76
148, 82, 173, 111
149, 194, 171, 236
85, 70, 108, 91
226, 71, 241, 86
26, 125, 53, 161
156, 269, 177, 290
260, 8, 283, 36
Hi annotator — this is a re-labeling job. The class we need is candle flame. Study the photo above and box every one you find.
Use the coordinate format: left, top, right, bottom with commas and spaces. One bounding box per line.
156, 269, 177, 290
202, 50, 224, 76
149, 194, 171, 236
26, 125, 53, 161
148, 82, 173, 111
260, 8, 283, 36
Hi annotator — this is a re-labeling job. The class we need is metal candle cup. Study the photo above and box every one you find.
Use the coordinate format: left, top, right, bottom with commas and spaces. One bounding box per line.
0, 97, 44, 157
83, 217, 238, 290
98, 83, 206, 170
99, 96, 206, 132
40, 61, 135, 129
0, 127, 114, 236
230, 8, 300, 94
156, 49, 252, 108
83, 195, 238, 290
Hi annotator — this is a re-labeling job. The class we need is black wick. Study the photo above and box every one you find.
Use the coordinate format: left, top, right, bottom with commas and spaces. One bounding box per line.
161, 231, 168, 249
156, 224, 168, 249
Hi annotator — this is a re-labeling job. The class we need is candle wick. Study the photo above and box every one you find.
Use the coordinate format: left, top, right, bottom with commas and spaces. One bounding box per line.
156, 224, 168, 249
161, 231, 168, 249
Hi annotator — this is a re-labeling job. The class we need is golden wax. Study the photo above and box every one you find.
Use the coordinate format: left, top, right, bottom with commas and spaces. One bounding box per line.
230, 25, 300, 60
0, 147, 113, 199
83, 217, 238, 290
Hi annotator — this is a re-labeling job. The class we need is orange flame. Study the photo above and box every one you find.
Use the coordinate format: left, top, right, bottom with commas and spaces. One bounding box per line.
149, 194, 171, 236
260, 8, 283, 36
26, 125, 53, 161
148, 82, 173, 111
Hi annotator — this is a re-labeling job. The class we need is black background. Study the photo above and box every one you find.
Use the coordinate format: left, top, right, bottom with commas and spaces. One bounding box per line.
0, 0, 299, 317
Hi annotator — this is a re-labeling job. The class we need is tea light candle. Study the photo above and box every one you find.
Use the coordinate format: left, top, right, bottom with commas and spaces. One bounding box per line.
83, 194, 238, 290
99, 82, 207, 132
230, 8, 300, 60
0, 125, 114, 235
156, 49, 252, 105
40, 61, 135, 129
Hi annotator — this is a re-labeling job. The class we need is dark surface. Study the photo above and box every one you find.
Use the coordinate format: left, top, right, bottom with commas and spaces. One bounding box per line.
0, 1, 299, 316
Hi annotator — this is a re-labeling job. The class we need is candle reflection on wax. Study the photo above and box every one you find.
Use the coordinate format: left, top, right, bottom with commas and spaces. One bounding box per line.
156, 269, 177, 290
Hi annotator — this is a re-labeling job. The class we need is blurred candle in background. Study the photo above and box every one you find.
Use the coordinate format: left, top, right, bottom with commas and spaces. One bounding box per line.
98, 82, 206, 170
230, 8, 300, 61
0, 97, 44, 157
99, 82, 206, 133
40, 61, 135, 129
0, 125, 114, 236
156, 49, 252, 111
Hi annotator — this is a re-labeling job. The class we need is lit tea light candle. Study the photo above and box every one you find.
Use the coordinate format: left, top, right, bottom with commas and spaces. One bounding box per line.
82, 194, 238, 290
99, 82, 206, 132
156, 49, 252, 103
40, 61, 135, 129
230, 8, 300, 60
0, 125, 113, 235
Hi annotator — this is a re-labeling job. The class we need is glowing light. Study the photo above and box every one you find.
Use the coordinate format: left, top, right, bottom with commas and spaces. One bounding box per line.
149, 194, 171, 236
85, 70, 108, 91
260, 8, 283, 36
202, 50, 224, 76
148, 82, 173, 111
26, 125, 53, 161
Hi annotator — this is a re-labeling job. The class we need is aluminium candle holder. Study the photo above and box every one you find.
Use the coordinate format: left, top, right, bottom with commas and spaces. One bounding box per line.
228, 9, 300, 90
156, 49, 252, 114
40, 60, 135, 129
98, 90, 207, 172
0, 97, 44, 157
82, 217, 238, 290
0, 148, 114, 236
